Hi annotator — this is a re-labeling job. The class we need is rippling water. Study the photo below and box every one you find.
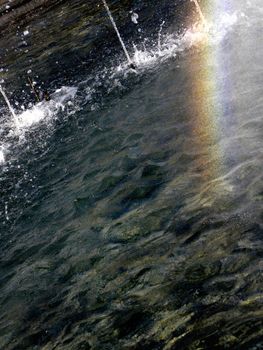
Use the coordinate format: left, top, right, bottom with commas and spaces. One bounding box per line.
0, 0, 262, 349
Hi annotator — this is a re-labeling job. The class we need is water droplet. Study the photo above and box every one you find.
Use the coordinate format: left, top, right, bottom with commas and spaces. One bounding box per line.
131, 12, 139, 24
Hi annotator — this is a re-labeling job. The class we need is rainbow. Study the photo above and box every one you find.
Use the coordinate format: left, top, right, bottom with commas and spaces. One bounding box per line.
186, 0, 237, 196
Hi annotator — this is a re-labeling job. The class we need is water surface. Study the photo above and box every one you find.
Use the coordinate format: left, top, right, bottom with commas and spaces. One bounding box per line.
0, 0, 262, 349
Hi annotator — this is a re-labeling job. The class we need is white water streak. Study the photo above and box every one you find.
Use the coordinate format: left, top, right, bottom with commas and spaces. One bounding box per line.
0, 84, 17, 122
158, 21, 166, 51
191, 0, 208, 27
0, 147, 5, 165
102, 0, 133, 65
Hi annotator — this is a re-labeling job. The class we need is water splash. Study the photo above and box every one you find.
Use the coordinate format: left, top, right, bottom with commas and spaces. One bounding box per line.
0, 7, 241, 167
113, 10, 239, 74
0, 86, 77, 166
78, 9, 240, 109
13, 86, 77, 132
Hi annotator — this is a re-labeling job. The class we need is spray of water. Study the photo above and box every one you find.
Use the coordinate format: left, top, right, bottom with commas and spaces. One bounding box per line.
112, 9, 239, 75
191, 0, 208, 29
0, 146, 5, 164
158, 21, 166, 51
102, 0, 134, 67
0, 84, 17, 121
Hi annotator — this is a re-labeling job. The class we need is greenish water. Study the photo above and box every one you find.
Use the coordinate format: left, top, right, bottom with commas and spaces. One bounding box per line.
0, 0, 262, 349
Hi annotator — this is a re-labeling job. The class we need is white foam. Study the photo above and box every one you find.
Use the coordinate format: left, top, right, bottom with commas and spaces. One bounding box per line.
14, 103, 52, 129
13, 86, 77, 132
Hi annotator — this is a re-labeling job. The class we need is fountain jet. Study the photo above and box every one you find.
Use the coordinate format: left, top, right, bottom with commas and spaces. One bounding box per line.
0, 84, 17, 121
191, 0, 207, 28
102, 0, 135, 69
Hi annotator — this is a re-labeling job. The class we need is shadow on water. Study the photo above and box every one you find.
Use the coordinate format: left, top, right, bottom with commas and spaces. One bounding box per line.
0, 0, 263, 349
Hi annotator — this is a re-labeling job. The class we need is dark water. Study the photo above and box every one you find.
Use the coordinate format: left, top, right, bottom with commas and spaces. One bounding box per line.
0, 0, 262, 349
